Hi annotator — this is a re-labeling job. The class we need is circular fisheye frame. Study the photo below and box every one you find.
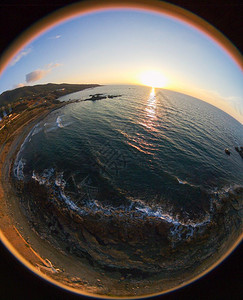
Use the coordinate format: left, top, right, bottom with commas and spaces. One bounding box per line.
0, 1, 242, 299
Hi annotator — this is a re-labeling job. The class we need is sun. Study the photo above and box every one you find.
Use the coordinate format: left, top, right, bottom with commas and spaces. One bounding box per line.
139, 70, 168, 88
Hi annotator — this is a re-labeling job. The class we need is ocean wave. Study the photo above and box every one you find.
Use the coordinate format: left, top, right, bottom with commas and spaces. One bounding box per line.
66, 190, 212, 242
31, 125, 42, 137
59, 190, 83, 212
43, 116, 73, 134
18, 163, 243, 245
25, 168, 216, 241
175, 176, 197, 187
126, 141, 153, 155
55, 172, 66, 188
63, 121, 73, 127
56, 116, 64, 128
176, 177, 187, 185
210, 184, 243, 205
13, 158, 26, 180
13, 122, 43, 179
32, 168, 55, 185
44, 126, 58, 133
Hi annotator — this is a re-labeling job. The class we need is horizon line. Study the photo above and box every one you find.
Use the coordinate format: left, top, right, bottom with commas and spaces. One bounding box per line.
1, 82, 242, 125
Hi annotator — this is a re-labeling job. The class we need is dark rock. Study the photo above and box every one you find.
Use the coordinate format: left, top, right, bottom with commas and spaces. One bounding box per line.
235, 146, 243, 158
85, 94, 107, 101
107, 94, 122, 99
84, 93, 121, 101
225, 148, 231, 155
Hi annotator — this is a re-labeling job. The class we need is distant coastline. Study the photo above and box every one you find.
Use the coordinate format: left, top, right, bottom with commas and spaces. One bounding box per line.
0, 83, 100, 106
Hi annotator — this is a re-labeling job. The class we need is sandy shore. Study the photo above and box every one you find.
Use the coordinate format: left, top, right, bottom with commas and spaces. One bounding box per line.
0, 108, 65, 265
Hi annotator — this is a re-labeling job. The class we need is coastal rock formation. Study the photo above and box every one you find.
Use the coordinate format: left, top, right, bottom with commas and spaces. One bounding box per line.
13, 174, 243, 279
85, 94, 122, 101
225, 148, 231, 155
235, 146, 243, 159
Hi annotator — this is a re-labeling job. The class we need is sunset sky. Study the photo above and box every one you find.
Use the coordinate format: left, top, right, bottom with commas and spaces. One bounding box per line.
0, 9, 242, 123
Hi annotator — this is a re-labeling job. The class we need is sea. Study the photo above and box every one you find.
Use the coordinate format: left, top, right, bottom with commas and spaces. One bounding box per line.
13, 85, 243, 236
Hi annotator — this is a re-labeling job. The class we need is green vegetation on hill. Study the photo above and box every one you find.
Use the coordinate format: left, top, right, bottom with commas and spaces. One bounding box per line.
0, 83, 99, 105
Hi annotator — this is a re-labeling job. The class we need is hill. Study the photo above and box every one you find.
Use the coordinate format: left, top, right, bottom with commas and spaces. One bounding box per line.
0, 83, 100, 106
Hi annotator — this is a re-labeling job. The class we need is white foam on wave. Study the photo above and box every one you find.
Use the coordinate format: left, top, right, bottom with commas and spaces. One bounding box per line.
24, 168, 227, 243
177, 178, 187, 184
210, 184, 243, 201
55, 172, 66, 188
13, 123, 39, 179
31, 125, 42, 137
32, 168, 54, 185
71, 194, 212, 241
45, 126, 57, 133
59, 191, 80, 211
63, 121, 73, 127
85, 198, 112, 214
81, 195, 212, 242
56, 116, 64, 128
61, 177, 213, 240
14, 158, 26, 180
30, 168, 87, 215
44, 116, 71, 134
132, 198, 211, 225
175, 176, 196, 187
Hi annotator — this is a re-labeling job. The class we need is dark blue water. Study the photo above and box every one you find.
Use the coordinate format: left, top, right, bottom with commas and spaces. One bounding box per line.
14, 85, 243, 227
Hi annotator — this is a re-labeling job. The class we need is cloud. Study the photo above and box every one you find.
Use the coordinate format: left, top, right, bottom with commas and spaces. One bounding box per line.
46, 63, 61, 69
198, 89, 222, 101
25, 63, 61, 83
198, 88, 243, 124
26, 70, 49, 83
10, 48, 31, 66
49, 35, 61, 39
13, 83, 26, 89
198, 89, 242, 105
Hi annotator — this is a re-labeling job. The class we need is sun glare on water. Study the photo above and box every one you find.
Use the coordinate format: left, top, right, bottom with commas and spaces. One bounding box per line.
139, 70, 168, 88
150, 87, 155, 97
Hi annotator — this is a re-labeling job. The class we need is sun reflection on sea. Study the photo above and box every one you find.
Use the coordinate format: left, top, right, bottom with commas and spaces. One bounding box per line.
139, 88, 158, 132
145, 88, 157, 120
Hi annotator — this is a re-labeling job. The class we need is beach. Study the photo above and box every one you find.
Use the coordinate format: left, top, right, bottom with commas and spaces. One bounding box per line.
0, 107, 64, 264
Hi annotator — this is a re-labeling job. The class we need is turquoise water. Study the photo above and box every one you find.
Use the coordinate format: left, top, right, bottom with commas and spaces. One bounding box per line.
14, 85, 243, 226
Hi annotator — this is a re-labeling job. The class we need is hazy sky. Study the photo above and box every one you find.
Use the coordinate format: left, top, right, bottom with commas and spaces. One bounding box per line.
0, 9, 242, 123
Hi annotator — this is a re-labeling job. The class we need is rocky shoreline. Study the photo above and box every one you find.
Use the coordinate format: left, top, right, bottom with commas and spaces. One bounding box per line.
13, 161, 243, 280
